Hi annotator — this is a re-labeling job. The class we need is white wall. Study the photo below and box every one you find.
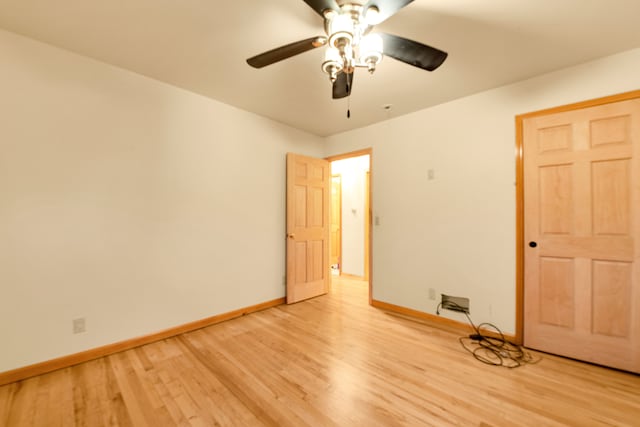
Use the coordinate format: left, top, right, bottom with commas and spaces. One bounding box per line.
2, 27, 639, 374
324, 48, 640, 333
0, 29, 323, 372
331, 155, 370, 277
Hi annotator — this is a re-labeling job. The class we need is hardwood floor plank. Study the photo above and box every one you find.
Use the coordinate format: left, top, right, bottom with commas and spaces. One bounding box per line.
39, 369, 75, 427
0, 277, 639, 426
3, 377, 40, 426
192, 329, 339, 426
161, 340, 262, 426
176, 334, 296, 426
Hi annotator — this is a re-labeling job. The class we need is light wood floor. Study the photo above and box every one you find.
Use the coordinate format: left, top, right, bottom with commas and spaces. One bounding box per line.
1, 277, 639, 426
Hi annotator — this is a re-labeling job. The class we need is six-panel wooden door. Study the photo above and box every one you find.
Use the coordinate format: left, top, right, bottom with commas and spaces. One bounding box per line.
286, 153, 330, 304
523, 98, 640, 373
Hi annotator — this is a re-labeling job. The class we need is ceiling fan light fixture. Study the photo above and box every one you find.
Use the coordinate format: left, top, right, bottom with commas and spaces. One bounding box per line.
329, 10, 355, 33
360, 33, 383, 72
322, 46, 344, 82
246, 1, 448, 99
328, 13, 355, 48
323, 9, 337, 20
365, 6, 381, 25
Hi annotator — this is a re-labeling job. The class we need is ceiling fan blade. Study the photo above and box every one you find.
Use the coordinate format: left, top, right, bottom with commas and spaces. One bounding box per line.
380, 33, 448, 71
302, 0, 340, 17
332, 71, 354, 99
363, 0, 413, 24
247, 37, 326, 68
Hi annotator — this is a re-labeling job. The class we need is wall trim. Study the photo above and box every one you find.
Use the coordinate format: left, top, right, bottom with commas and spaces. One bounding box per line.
325, 148, 372, 163
0, 297, 285, 386
371, 299, 516, 342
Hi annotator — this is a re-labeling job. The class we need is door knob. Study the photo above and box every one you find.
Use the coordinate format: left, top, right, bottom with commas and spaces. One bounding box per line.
287, 233, 295, 239
529, 241, 537, 248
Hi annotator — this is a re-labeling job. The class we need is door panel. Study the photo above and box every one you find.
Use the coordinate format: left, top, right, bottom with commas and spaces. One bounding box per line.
523, 98, 640, 373
538, 257, 575, 328
592, 260, 632, 337
286, 153, 330, 304
592, 159, 630, 235
539, 164, 572, 234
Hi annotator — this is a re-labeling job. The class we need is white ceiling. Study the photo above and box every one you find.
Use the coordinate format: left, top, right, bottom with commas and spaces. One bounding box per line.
1, 0, 639, 136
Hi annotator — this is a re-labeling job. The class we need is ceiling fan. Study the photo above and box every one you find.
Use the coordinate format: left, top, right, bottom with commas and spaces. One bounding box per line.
246, 0, 448, 99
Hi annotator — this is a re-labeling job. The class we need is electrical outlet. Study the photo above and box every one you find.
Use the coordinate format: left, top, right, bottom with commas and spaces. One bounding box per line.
428, 288, 436, 300
73, 318, 86, 334
440, 294, 470, 314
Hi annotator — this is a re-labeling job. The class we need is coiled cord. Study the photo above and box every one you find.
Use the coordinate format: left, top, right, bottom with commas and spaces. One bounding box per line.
437, 302, 540, 368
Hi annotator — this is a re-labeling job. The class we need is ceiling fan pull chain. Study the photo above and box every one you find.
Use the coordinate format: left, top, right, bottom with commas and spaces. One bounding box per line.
347, 93, 351, 118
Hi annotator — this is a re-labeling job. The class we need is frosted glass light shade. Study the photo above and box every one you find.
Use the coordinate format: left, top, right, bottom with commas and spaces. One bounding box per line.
360, 33, 383, 65
329, 14, 354, 35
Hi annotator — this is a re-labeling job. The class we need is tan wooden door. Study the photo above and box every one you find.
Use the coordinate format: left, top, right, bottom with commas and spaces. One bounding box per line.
523, 98, 640, 373
286, 153, 330, 304
330, 175, 342, 272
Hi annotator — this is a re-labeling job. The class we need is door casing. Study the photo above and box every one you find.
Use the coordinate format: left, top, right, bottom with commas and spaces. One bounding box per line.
326, 148, 373, 304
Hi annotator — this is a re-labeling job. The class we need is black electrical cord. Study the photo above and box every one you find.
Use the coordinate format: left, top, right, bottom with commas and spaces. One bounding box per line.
437, 302, 540, 368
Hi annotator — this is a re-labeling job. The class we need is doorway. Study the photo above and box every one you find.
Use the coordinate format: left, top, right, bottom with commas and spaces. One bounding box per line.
327, 149, 372, 302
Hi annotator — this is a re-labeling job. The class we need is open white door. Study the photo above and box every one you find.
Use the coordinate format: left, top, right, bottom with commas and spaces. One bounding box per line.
286, 153, 330, 304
